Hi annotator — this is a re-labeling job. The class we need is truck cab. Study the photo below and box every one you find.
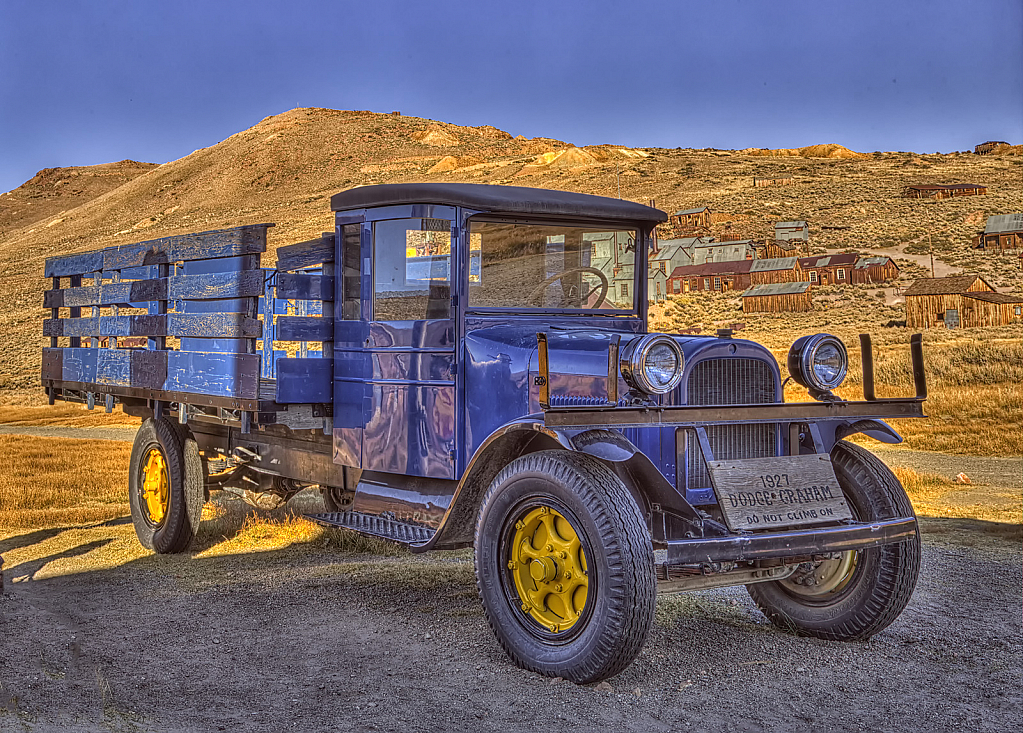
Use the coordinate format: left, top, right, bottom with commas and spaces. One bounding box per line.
41, 183, 926, 683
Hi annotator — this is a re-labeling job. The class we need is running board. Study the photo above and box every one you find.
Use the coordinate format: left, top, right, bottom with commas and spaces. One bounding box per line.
306, 511, 436, 545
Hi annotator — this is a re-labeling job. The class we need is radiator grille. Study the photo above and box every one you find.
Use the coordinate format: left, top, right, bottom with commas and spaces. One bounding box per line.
683, 358, 777, 490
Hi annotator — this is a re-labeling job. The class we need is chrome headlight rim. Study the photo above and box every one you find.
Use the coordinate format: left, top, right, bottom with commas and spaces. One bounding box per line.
788, 333, 849, 392
622, 334, 685, 395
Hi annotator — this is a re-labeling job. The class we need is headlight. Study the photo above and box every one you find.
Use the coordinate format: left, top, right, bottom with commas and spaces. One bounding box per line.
788, 333, 848, 393
621, 334, 685, 395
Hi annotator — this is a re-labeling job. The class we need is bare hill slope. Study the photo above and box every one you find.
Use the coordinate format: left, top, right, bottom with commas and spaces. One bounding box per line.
1, 107, 1020, 395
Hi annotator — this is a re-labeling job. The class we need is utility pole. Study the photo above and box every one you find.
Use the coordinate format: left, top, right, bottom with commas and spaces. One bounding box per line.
928, 232, 935, 278
616, 164, 621, 199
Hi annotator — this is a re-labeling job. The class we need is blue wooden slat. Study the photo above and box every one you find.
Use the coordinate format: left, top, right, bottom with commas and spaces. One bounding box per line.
96, 349, 132, 386
43, 317, 99, 337
179, 338, 250, 353
164, 351, 260, 398
43, 285, 100, 308
103, 224, 272, 269
275, 234, 334, 272
275, 316, 332, 342
275, 358, 332, 403
61, 348, 99, 383
41, 348, 63, 380
44, 250, 105, 278
276, 273, 335, 301
168, 270, 264, 300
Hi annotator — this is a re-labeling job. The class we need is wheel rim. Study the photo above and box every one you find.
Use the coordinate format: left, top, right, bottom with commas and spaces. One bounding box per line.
140, 447, 170, 526
507, 505, 589, 634
779, 551, 858, 598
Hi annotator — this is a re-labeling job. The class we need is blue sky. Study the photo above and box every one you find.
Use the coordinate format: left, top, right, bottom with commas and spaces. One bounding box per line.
1, 0, 1020, 194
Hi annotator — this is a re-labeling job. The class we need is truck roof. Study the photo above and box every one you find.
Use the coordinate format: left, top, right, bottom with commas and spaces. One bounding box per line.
330, 183, 668, 224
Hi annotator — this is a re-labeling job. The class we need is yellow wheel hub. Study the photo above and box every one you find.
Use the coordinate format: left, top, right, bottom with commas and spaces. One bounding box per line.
141, 447, 170, 525
509, 506, 588, 633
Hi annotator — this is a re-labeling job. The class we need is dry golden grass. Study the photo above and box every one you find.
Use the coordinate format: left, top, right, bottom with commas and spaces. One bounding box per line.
0, 434, 131, 529
895, 466, 1022, 529
0, 404, 140, 428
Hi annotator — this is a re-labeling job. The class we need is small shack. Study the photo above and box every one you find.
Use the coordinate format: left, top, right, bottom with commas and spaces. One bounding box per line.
902, 183, 987, 199
650, 238, 700, 276
672, 207, 712, 231
749, 257, 802, 285
903, 275, 1011, 328
973, 214, 1023, 251
852, 256, 900, 283
753, 176, 793, 187
797, 253, 858, 285
741, 282, 813, 313
775, 221, 809, 242
760, 239, 802, 259
975, 141, 1009, 155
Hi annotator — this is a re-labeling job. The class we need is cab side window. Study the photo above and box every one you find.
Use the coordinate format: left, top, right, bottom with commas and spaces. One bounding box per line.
373, 218, 452, 320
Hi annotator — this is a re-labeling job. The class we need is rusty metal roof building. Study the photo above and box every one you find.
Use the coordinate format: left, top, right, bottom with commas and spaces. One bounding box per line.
854, 256, 896, 269
741, 282, 812, 297
984, 214, 1023, 234
669, 260, 754, 279
903, 275, 992, 296
750, 257, 798, 272
798, 254, 858, 269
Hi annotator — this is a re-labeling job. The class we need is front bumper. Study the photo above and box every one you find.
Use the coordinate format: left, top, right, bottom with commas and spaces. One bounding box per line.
666, 516, 918, 565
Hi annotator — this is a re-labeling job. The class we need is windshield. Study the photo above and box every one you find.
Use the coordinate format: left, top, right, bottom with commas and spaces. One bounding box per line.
468, 221, 637, 311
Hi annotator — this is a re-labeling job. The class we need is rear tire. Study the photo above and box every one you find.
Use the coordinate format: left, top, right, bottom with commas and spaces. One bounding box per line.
474, 450, 655, 683
747, 441, 921, 640
128, 418, 205, 553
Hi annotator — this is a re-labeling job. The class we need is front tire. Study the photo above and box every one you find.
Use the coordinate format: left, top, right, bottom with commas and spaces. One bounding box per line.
128, 418, 205, 553
474, 450, 655, 684
747, 441, 921, 640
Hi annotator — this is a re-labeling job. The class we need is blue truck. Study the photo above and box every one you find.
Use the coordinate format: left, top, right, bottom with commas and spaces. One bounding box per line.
42, 183, 926, 683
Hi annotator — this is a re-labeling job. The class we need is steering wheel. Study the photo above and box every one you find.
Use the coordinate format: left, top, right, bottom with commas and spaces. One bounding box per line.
526, 267, 610, 308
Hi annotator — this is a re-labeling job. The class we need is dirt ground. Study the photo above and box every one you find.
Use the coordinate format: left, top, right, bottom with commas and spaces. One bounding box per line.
1, 436, 1020, 733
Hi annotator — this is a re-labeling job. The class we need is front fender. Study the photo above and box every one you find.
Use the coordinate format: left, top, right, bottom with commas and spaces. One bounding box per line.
823, 418, 903, 450
414, 419, 707, 552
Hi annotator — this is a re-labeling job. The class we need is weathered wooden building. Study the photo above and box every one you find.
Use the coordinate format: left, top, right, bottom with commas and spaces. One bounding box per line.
649, 237, 705, 275
902, 183, 987, 199
749, 257, 802, 285
903, 275, 1010, 328
760, 239, 802, 259
672, 206, 712, 231
775, 221, 809, 242
959, 292, 1023, 327
753, 176, 793, 187
975, 141, 1008, 155
973, 214, 1023, 251
669, 260, 752, 294
797, 253, 858, 285
741, 282, 813, 313
851, 256, 900, 283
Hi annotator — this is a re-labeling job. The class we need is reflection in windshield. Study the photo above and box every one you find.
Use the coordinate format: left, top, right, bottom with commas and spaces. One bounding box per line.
468, 221, 637, 310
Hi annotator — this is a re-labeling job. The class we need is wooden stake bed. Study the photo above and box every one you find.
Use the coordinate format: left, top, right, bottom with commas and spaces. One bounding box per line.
41, 224, 337, 428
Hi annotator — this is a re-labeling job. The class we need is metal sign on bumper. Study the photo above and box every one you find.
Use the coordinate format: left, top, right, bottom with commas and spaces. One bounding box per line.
708, 454, 853, 531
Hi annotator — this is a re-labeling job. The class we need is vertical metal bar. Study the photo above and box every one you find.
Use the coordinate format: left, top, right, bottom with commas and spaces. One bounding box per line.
110, 271, 120, 349
105, 393, 114, 413
859, 333, 876, 401
694, 426, 716, 462
789, 423, 801, 456
536, 332, 550, 410
261, 270, 275, 379
910, 333, 927, 399
607, 334, 620, 405
69, 274, 82, 348
91, 272, 101, 348
50, 276, 59, 348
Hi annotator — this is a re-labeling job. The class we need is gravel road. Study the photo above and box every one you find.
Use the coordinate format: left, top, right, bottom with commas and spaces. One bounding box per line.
1, 518, 1020, 733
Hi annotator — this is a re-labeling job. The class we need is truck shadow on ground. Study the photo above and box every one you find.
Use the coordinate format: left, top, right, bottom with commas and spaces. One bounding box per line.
1, 511, 1020, 733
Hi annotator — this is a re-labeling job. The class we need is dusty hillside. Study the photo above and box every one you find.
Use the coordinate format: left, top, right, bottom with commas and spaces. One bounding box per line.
0, 160, 156, 235
1, 107, 1021, 395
